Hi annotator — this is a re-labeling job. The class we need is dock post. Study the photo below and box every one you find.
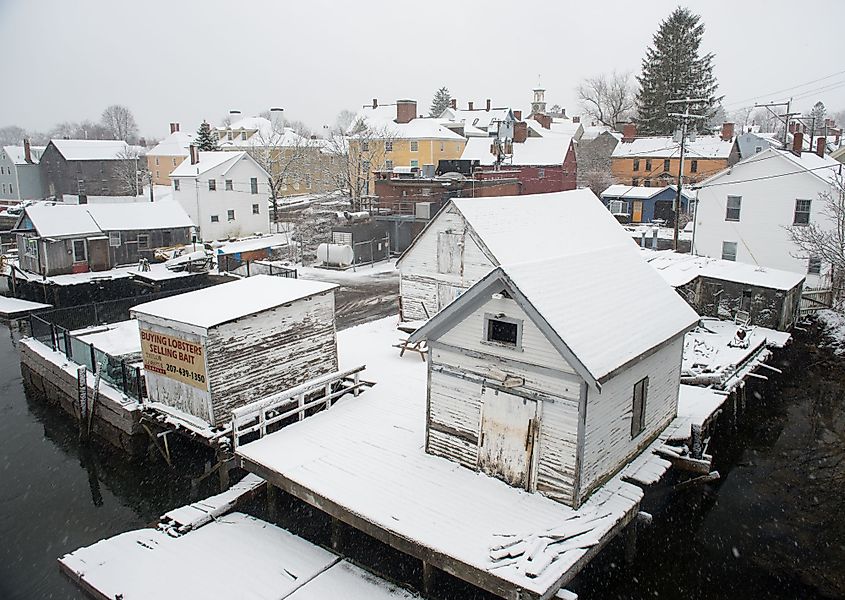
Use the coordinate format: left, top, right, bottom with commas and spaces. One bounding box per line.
624, 519, 638, 565
77, 366, 89, 443
690, 424, 703, 460
330, 517, 344, 552
422, 560, 437, 594
218, 460, 230, 492
266, 484, 278, 521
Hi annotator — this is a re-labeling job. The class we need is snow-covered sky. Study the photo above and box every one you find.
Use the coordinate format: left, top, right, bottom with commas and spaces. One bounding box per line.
1, 0, 844, 139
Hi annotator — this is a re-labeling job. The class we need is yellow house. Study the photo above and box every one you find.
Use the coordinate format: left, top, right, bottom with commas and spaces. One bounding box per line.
347, 100, 466, 195
146, 124, 192, 186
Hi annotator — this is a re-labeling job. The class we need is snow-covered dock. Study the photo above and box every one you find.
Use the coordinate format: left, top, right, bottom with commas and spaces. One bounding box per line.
237, 317, 643, 599
0, 295, 51, 320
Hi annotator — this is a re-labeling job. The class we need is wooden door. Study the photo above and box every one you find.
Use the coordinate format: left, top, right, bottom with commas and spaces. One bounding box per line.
632, 201, 643, 223
479, 390, 536, 489
437, 283, 464, 311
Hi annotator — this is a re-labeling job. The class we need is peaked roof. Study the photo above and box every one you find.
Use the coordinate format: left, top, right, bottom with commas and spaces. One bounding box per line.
170, 151, 268, 179
348, 106, 464, 141
50, 139, 132, 161
695, 146, 843, 189
601, 184, 695, 201
611, 135, 734, 159
16, 201, 193, 237
439, 107, 514, 132
147, 131, 193, 157
2, 145, 46, 165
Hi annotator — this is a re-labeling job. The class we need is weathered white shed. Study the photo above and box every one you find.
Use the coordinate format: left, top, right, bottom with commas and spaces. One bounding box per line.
409, 243, 700, 508
131, 275, 338, 427
396, 189, 625, 321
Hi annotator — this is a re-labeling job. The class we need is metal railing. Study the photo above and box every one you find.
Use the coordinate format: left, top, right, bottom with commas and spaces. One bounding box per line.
231, 365, 366, 449
229, 260, 297, 279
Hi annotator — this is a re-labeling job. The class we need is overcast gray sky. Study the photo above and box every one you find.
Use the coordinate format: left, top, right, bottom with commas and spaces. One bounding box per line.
1, 0, 844, 139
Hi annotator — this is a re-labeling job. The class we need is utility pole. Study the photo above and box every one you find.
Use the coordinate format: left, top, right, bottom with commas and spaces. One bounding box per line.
667, 97, 707, 251
753, 99, 797, 146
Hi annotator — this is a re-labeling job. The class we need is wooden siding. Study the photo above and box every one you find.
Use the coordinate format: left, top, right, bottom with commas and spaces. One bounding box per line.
427, 368, 482, 469
577, 335, 683, 503
536, 397, 579, 506
205, 293, 338, 426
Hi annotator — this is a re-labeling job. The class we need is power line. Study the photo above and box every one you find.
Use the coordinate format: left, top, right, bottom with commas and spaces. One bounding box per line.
692, 163, 841, 190
721, 69, 845, 109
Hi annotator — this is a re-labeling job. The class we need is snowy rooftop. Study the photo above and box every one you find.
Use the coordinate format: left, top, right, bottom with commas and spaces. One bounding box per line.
170, 151, 251, 178
18, 202, 101, 237
611, 135, 734, 159
50, 139, 133, 161
19, 200, 193, 237
238, 317, 643, 598
146, 131, 193, 157
349, 106, 465, 141
0, 296, 50, 318
440, 107, 513, 132
527, 119, 583, 139
214, 233, 289, 256
131, 275, 337, 330
601, 184, 694, 200
642, 249, 805, 290
2, 144, 45, 165
460, 136, 572, 166
71, 320, 142, 357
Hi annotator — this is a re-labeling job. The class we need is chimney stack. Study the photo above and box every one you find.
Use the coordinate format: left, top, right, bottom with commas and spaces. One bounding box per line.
395, 99, 417, 124
622, 122, 637, 142
792, 131, 803, 155
720, 122, 735, 141
513, 110, 522, 121
229, 109, 241, 124
175, 123, 180, 132
572, 116, 580, 124
534, 114, 552, 130
269, 107, 284, 130
23, 138, 32, 164
372, 98, 378, 109
468, 101, 474, 111
189, 144, 199, 165
513, 121, 528, 144
449, 98, 456, 110
816, 136, 826, 158
170, 123, 177, 134
486, 98, 491, 111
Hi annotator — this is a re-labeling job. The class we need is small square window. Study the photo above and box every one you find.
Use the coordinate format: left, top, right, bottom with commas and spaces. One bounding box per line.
385, 141, 393, 152
483, 313, 522, 348
410, 160, 419, 168
726, 195, 741, 221
225, 179, 233, 191
109, 231, 121, 247
808, 256, 822, 275
385, 160, 394, 170
631, 377, 648, 438
227, 209, 235, 221
538, 168, 545, 179
210, 214, 219, 223
794, 199, 811, 225
174, 179, 180, 191
208, 179, 217, 191
361, 141, 369, 152
722, 241, 738, 261
137, 234, 149, 249
410, 140, 419, 152
252, 203, 259, 215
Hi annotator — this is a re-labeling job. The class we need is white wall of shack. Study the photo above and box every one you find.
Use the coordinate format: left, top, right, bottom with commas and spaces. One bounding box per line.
399, 205, 495, 321
577, 335, 683, 503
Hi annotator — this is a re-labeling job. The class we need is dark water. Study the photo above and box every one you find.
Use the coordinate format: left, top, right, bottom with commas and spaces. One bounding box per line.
0, 322, 843, 599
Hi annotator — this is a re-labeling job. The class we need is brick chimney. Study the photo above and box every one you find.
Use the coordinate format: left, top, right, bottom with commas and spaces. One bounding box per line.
513, 110, 522, 121
468, 101, 474, 111
486, 98, 491, 111
622, 123, 637, 142
720, 122, 735, 141
189, 144, 199, 165
534, 114, 552, 130
170, 123, 177, 134
572, 116, 580, 124
23, 138, 32, 164
816, 136, 826, 158
449, 98, 456, 110
792, 131, 803, 155
396, 99, 416, 124
372, 98, 378, 109
513, 121, 528, 144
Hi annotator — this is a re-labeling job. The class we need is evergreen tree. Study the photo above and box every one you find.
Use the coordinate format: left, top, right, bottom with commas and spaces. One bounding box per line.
809, 101, 826, 134
429, 86, 452, 117
635, 7, 721, 135
195, 120, 220, 151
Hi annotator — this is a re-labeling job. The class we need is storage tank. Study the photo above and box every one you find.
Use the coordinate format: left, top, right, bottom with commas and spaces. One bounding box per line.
317, 243, 354, 267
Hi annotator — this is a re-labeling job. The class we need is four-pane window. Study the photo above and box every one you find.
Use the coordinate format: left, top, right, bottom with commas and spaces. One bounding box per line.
722, 241, 738, 261
794, 199, 811, 225
725, 195, 741, 221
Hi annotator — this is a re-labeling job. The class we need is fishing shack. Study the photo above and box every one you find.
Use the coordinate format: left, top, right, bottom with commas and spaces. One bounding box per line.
130, 274, 338, 427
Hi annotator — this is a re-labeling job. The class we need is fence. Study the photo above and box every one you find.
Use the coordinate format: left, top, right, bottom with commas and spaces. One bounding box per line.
29, 313, 145, 400
229, 261, 297, 279
799, 287, 833, 316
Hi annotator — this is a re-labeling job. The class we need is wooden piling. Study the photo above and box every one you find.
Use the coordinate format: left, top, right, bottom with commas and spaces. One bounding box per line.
266, 484, 277, 521
77, 366, 88, 443
422, 560, 437, 595
330, 517, 344, 552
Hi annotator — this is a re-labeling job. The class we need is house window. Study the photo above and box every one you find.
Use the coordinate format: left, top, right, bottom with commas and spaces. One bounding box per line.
385, 141, 393, 152
208, 179, 217, 191
227, 209, 235, 221
227, 131, 233, 141
8, 184, 12, 195
631, 377, 648, 438
721, 241, 738, 261
663, 159, 671, 172
440, 142, 445, 151
1, 184, 5, 193
410, 140, 419, 152
794, 199, 811, 225
755, 146, 762, 154
609, 200, 628, 215
225, 179, 233, 191
72, 239, 86, 262
643, 179, 651, 187
725, 195, 741, 221
155, 157, 160, 166
172, 158, 177, 166
250, 177, 258, 194
484, 314, 522, 348
24, 237, 38, 258
385, 160, 394, 170
361, 141, 369, 152
252, 203, 260, 215
538, 168, 545, 179
109, 231, 121, 247
421, 188, 431, 196
155, 170, 160, 179
632, 177, 640, 186
808, 256, 822, 275
410, 160, 419, 168
241, 131, 247, 141
211, 215, 219, 223
645, 159, 652, 171
633, 159, 640, 172
174, 179, 180, 191
137, 234, 149, 249
690, 160, 698, 173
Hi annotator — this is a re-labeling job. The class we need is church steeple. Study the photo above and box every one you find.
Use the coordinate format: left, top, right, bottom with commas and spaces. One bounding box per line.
531, 75, 546, 116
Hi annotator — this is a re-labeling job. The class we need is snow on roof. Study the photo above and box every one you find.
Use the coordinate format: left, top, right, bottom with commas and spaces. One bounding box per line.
440, 107, 513, 132
86, 201, 194, 232
460, 136, 571, 166
50, 139, 132, 160
348, 106, 465, 141
131, 275, 337, 330
601, 184, 695, 201
147, 131, 193, 157
215, 233, 288, 255
527, 119, 583, 139
170, 151, 244, 178
611, 135, 734, 159
698, 147, 843, 189
642, 249, 805, 290
2, 145, 46, 165
21, 202, 101, 237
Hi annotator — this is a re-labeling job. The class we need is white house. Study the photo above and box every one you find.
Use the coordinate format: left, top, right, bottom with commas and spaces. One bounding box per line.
692, 141, 842, 289
170, 148, 271, 241
408, 227, 699, 508
396, 189, 622, 321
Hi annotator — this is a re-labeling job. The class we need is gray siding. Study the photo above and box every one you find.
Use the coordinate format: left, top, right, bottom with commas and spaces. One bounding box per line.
40, 143, 136, 198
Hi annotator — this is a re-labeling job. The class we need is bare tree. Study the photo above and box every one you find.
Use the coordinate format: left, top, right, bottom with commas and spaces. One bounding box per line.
0, 125, 27, 146
334, 110, 356, 133
101, 105, 139, 142
788, 174, 845, 307
113, 146, 144, 196
728, 106, 754, 131
577, 71, 636, 128
51, 120, 112, 141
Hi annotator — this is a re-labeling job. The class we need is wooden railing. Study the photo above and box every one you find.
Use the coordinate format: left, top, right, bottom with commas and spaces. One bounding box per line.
231, 365, 367, 449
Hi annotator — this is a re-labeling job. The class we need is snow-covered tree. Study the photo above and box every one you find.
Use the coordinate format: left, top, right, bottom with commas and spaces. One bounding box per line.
809, 101, 827, 134
195, 120, 220, 151
577, 71, 635, 127
101, 105, 138, 142
635, 7, 721, 135
113, 146, 144, 196
429, 86, 452, 117
334, 110, 356, 133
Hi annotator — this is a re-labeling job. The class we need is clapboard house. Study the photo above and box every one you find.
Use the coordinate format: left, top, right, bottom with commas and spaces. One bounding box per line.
131, 276, 338, 427
14, 201, 194, 276
39, 139, 140, 200
408, 238, 699, 508
397, 189, 620, 321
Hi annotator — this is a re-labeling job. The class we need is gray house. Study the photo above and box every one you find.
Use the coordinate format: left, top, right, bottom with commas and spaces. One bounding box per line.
14, 201, 194, 276
40, 139, 140, 200
0, 141, 45, 204
736, 131, 783, 159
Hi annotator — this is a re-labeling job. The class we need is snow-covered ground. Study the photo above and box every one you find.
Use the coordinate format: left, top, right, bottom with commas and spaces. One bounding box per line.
816, 309, 845, 355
